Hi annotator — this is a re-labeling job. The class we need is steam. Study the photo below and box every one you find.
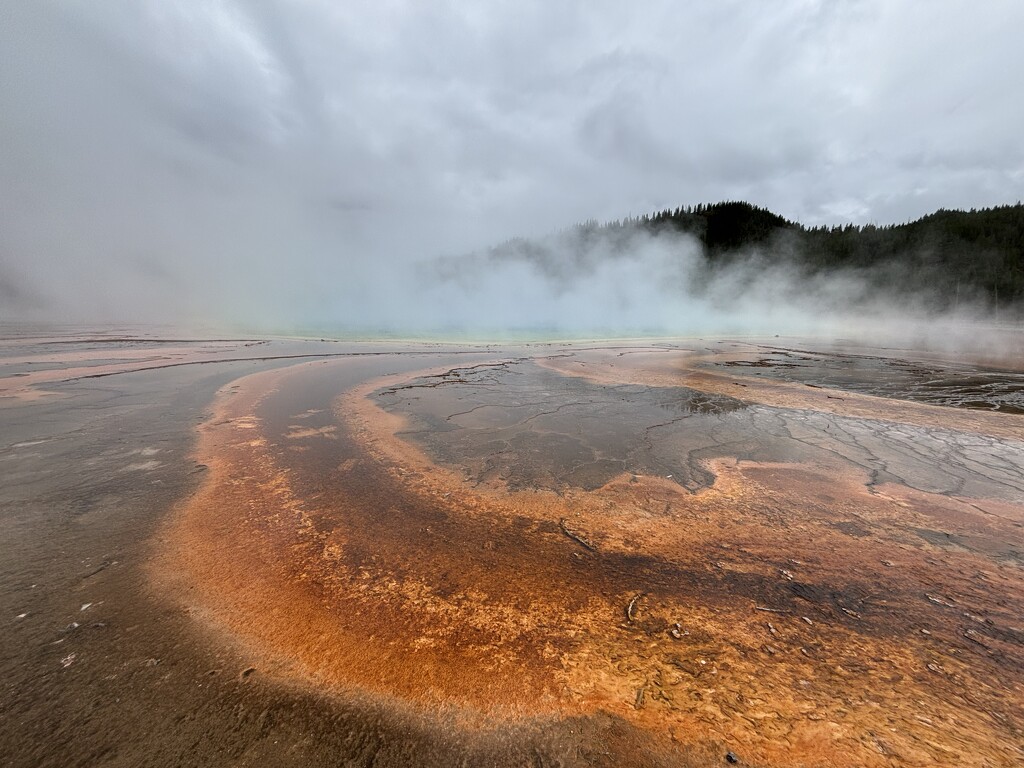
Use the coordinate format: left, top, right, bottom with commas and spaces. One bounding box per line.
396, 226, 1019, 353
1, 1, 1022, 360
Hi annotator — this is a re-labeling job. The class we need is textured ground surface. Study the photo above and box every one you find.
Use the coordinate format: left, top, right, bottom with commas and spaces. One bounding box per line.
2, 329, 1023, 766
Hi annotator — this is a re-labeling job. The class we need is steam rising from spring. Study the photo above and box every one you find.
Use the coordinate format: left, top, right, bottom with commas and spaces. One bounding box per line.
404, 226, 1019, 359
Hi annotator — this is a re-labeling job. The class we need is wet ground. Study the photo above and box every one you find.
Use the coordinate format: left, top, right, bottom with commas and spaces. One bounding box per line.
711, 344, 1024, 414
2, 329, 1023, 766
376, 360, 745, 493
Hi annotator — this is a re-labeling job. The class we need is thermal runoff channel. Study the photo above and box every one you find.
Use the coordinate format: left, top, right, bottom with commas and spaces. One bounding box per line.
144, 337, 1024, 767
4, 3, 1024, 766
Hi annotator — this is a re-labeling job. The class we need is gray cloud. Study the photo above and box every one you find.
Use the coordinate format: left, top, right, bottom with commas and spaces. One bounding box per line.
1, 1, 1022, 331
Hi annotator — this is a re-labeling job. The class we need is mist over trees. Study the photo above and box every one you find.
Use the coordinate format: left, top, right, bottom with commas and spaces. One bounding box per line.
599, 201, 1024, 313
458, 202, 1024, 315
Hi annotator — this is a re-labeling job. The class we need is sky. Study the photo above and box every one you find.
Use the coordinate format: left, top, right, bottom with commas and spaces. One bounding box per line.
1, 0, 1022, 332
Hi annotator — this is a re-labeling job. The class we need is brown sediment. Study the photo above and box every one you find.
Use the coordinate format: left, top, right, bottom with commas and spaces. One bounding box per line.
0, 359, 188, 402
159, 349, 1024, 767
0, 354, 242, 403
0, 337, 261, 402
0, 333, 433, 403
0, 353, 317, 402
0, 342, 242, 367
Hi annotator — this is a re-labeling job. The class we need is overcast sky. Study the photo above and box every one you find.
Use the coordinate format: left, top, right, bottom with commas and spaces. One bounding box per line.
2, 1, 1022, 330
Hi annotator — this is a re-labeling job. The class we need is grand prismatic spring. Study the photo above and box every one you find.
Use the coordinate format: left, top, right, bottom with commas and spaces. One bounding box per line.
1, 329, 1023, 767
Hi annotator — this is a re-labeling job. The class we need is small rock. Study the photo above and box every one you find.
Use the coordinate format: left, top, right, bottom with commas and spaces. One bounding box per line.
726, 751, 739, 764
669, 622, 688, 640
240, 666, 256, 679
634, 686, 645, 709
963, 629, 989, 647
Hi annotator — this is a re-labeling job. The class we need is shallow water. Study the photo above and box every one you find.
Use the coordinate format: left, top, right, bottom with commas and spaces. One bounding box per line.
376, 358, 1024, 506
375, 360, 745, 492
713, 346, 1024, 413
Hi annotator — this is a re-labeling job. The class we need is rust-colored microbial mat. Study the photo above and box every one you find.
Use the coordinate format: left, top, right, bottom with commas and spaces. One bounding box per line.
160, 342, 1024, 766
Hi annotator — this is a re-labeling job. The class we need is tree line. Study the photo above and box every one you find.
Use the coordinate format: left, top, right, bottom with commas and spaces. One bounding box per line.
579, 201, 1024, 312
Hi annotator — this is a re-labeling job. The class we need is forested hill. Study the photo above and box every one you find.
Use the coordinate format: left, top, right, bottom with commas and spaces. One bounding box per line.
579, 202, 1024, 309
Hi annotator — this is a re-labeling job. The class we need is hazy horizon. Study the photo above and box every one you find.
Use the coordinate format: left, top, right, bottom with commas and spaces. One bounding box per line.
2, 2, 1023, 334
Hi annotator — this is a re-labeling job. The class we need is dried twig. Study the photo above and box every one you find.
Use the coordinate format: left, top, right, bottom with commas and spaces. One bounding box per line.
626, 593, 643, 623
559, 518, 596, 552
